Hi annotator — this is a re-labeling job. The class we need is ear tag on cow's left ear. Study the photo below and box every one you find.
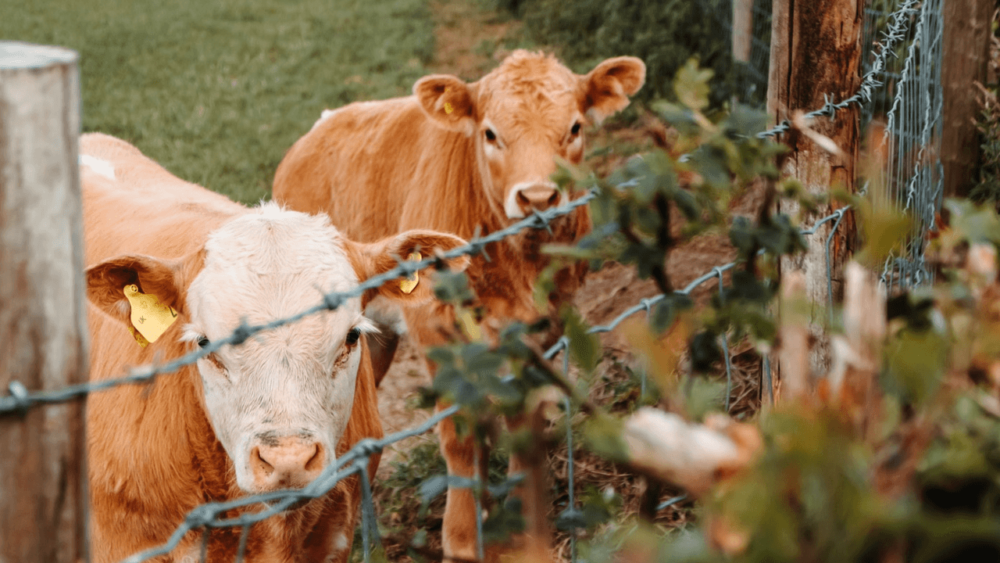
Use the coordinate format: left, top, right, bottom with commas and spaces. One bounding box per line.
123, 284, 178, 345
399, 252, 422, 294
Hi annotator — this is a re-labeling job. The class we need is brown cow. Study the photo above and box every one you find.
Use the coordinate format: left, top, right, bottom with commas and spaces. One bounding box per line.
80, 133, 468, 563
273, 51, 645, 560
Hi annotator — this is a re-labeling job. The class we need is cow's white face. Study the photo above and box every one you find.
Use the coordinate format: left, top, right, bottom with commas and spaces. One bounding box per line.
85, 203, 470, 496
182, 204, 372, 493
415, 51, 646, 223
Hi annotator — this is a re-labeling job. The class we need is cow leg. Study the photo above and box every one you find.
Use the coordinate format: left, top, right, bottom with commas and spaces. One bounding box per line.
438, 403, 480, 562
502, 409, 552, 560
364, 324, 400, 387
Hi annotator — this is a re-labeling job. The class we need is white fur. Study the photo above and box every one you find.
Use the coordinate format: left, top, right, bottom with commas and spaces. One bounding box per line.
363, 295, 408, 335
79, 154, 116, 180
312, 101, 386, 131
311, 108, 338, 131
183, 202, 368, 493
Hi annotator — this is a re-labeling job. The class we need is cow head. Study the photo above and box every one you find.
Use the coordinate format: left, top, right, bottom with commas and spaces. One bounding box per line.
414, 51, 645, 222
86, 204, 467, 494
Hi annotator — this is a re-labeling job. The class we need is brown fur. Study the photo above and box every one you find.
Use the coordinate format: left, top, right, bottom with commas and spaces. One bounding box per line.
82, 133, 383, 563
272, 52, 645, 560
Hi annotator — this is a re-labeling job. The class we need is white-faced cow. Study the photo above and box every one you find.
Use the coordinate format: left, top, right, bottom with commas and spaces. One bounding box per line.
272, 51, 645, 560
80, 133, 467, 563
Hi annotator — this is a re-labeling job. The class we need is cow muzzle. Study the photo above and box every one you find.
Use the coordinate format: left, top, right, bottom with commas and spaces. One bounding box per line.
248, 437, 326, 491
505, 182, 564, 219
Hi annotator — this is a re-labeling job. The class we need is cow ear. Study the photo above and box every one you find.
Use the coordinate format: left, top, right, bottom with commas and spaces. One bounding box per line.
344, 230, 471, 306
414, 75, 476, 136
580, 57, 646, 125
85, 254, 184, 324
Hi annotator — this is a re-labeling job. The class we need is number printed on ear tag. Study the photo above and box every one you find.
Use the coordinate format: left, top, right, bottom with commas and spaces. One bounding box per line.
123, 284, 178, 345
399, 252, 422, 294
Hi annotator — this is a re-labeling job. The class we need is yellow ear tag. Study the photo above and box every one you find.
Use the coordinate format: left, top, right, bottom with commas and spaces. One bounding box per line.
399, 252, 422, 294
123, 284, 178, 346
444, 102, 454, 115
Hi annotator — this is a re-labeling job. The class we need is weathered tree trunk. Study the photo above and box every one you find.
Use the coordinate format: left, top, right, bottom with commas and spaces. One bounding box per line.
0, 42, 88, 563
733, 0, 755, 63
941, 0, 993, 198
767, 0, 864, 380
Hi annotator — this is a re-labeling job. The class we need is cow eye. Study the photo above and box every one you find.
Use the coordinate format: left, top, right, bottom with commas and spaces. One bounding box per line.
570, 122, 581, 136
346, 327, 362, 346
197, 336, 210, 349
484, 128, 496, 142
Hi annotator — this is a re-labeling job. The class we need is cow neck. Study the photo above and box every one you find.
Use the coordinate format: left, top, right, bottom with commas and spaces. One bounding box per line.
147, 340, 236, 503
405, 126, 498, 240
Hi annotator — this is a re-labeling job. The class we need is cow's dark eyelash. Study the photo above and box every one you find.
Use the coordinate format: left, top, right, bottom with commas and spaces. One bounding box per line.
346, 327, 362, 346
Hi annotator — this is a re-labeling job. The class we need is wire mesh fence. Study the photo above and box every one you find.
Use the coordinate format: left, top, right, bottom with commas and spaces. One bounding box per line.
710, 0, 944, 290
711, 0, 774, 108
0, 0, 946, 561
869, 0, 945, 290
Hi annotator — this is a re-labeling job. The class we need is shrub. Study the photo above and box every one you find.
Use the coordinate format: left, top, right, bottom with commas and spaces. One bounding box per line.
511, 0, 758, 108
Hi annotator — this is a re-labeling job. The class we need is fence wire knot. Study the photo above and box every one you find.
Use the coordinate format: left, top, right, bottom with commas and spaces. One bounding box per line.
5, 380, 31, 413
352, 438, 383, 458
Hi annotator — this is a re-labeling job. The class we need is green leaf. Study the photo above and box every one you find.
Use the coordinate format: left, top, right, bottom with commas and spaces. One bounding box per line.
674, 58, 713, 112
689, 330, 722, 372
482, 497, 526, 543
582, 413, 629, 462
651, 294, 694, 333
433, 271, 476, 304
563, 307, 601, 374
944, 198, 1000, 246
684, 376, 727, 421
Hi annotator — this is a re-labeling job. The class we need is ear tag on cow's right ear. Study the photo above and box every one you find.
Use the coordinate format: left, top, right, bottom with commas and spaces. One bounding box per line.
123, 284, 178, 345
399, 252, 422, 294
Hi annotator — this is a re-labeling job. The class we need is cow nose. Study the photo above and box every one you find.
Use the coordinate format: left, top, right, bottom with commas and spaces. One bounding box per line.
516, 184, 560, 214
249, 439, 325, 490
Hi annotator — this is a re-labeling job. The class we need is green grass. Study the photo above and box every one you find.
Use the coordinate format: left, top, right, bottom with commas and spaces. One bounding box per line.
1, 0, 436, 203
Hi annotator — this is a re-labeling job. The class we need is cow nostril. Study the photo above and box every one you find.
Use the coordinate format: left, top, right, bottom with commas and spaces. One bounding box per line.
516, 186, 559, 212
305, 443, 325, 473
251, 446, 274, 476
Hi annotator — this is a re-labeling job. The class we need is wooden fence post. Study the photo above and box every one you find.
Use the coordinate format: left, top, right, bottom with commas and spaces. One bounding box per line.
941, 0, 993, 198
767, 0, 864, 380
0, 42, 88, 563
733, 0, 755, 64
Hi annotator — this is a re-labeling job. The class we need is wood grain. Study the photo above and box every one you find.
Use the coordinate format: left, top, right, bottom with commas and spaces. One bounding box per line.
0, 41, 88, 563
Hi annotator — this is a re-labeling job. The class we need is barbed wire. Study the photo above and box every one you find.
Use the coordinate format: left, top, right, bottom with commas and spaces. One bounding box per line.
755, 0, 920, 140
120, 403, 460, 563
0, 191, 593, 415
